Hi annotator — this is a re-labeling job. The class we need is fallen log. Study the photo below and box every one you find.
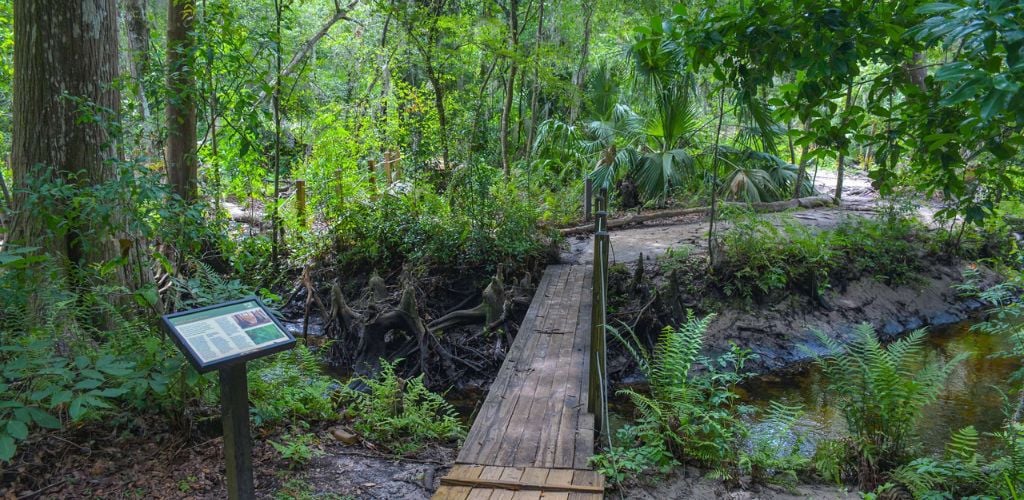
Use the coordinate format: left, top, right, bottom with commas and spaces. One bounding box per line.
559, 196, 834, 235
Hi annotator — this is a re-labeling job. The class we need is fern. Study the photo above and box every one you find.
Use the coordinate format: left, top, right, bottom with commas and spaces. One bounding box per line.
598, 313, 755, 481
813, 323, 968, 489
341, 359, 465, 454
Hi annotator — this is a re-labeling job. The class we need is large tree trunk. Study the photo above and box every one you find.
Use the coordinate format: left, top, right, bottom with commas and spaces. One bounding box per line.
166, 0, 198, 202
10, 0, 123, 273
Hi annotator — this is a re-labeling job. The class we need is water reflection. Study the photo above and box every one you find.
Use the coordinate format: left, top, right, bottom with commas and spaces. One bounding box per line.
609, 320, 1021, 456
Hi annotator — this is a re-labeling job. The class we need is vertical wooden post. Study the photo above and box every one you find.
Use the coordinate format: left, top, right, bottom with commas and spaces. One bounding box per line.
583, 178, 593, 222
219, 363, 254, 499
342, 169, 350, 212
589, 186, 610, 435
368, 159, 377, 200
295, 179, 306, 228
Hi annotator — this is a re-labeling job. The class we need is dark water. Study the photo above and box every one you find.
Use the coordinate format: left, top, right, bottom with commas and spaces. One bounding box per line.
610, 320, 1022, 455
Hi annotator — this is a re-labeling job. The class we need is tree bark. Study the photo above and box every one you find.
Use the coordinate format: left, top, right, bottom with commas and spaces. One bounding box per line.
525, 0, 544, 163
122, 0, 156, 158
499, 0, 519, 179
569, 0, 593, 123
835, 84, 854, 203
166, 0, 198, 202
10, 0, 123, 273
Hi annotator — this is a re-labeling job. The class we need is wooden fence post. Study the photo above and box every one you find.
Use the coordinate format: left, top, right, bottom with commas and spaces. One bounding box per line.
295, 179, 306, 228
584, 178, 593, 222
589, 186, 610, 436
368, 159, 377, 200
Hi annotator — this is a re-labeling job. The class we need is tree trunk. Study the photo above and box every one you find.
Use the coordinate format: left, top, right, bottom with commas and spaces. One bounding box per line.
426, 66, 450, 169
835, 84, 854, 203
166, 0, 198, 202
792, 118, 811, 199
524, 0, 544, 164
122, 0, 156, 158
499, 0, 519, 179
10, 0, 122, 271
569, 0, 593, 123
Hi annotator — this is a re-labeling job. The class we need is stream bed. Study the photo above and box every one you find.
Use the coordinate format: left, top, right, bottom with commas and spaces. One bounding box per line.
610, 319, 1020, 456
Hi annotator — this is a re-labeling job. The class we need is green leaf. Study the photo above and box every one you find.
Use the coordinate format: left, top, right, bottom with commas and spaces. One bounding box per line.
915, 3, 959, 14
0, 434, 14, 462
73, 379, 102, 390
979, 89, 1010, 120
68, 396, 86, 421
28, 408, 61, 430
6, 420, 27, 440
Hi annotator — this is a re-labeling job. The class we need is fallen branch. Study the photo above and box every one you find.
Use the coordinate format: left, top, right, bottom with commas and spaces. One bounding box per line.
559, 196, 834, 235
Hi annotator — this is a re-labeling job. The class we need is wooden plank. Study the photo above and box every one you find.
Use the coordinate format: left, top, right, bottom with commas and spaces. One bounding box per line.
458, 268, 560, 464
537, 265, 573, 333
540, 267, 589, 467
573, 413, 595, 469
433, 486, 469, 500
540, 493, 569, 500
555, 268, 593, 468
514, 331, 569, 466
480, 466, 505, 481
567, 470, 601, 500
499, 467, 525, 482
511, 491, 541, 500
520, 467, 550, 486
492, 331, 554, 463
438, 476, 604, 494
489, 491, 515, 500
502, 267, 582, 465
545, 470, 574, 486
467, 489, 496, 500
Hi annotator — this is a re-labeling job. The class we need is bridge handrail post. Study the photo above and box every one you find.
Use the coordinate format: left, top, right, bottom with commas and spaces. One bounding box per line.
589, 183, 610, 438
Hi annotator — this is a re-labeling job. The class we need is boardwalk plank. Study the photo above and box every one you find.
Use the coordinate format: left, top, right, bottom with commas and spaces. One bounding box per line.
458, 267, 560, 464
438, 263, 603, 500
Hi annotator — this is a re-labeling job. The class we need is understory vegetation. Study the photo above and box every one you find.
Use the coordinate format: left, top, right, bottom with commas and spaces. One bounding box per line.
0, 0, 1023, 497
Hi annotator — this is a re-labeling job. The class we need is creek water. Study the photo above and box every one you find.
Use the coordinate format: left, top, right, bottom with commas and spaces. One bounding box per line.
609, 319, 1021, 456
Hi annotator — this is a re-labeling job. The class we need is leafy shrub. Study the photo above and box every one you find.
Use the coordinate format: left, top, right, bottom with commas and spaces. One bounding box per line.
716, 210, 930, 302
813, 324, 967, 489
340, 359, 465, 454
332, 168, 551, 276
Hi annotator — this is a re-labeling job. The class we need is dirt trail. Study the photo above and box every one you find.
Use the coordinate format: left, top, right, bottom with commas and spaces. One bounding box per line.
561, 169, 900, 266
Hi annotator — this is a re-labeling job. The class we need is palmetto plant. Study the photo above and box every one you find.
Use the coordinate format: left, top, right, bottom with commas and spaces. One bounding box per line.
813, 324, 968, 489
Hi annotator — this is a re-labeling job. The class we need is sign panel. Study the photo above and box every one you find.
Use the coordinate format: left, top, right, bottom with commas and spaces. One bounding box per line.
162, 297, 296, 372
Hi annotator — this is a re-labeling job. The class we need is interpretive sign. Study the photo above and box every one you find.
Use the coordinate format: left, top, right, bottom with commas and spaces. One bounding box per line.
162, 297, 296, 499
161, 297, 295, 373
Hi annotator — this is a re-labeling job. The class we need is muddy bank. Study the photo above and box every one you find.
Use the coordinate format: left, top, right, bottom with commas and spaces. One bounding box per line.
701, 263, 1000, 374
618, 465, 855, 499
607, 258, 1001, 378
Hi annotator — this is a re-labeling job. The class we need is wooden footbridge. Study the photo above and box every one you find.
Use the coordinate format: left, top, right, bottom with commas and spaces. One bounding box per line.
435, 188, 611, 500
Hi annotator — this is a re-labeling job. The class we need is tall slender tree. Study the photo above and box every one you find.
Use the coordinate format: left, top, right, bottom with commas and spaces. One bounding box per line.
166, 0, 198, 202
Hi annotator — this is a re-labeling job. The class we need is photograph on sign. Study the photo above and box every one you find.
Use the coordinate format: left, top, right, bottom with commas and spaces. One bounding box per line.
164, 299, 293, 369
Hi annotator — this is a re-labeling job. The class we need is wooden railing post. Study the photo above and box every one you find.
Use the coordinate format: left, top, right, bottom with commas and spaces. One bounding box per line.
589, 185, 610, 436
584, 178, 593, 222
295, 179, 307, 228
